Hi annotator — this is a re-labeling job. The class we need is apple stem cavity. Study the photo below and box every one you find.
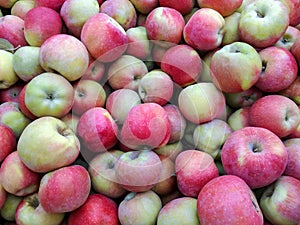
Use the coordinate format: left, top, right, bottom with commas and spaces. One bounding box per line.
130, 151, 141, 160
124, 192, 136, 201
28, 195, 40, 209
249, 142, 262, 153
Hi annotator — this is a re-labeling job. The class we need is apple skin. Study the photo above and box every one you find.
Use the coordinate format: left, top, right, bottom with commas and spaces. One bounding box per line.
0, 123, 16, 162
175, 150, 219, 197
11, 0, 35, 20
15, 193, 65, 225
0, 82, 24, 104
0, 151, 40, 197
275, 26, 300, 50
291, 36, 300, 65
197, 0, 242, 16
283, 138, 300, 180
0, 183, 6, 210
0, 193, 23, 222
198, 48, 218, 83
88, 150, 127, 198
160, 44, 202, 87
17, 116, 80, 173
210, 41, 262, 93
81, 58, 105, 82
154, 141, 184, 162
120, 102, 171, 150
279, 75, 300, 106
61, 113, 79, 134
221, 127, 288, 189
18, 84, 37, 120
60, 0, 99, 38
255, 46, 298, 93
68, 193, 119, 225
178, 82, 226, 124
197, 175, 264, 225
280, 0, 300, 26
238, 0, 289, 48
159, 0, 195, 15
115, 150, 162, 192
129, 0, 158, 14
157, 197, 200, 225
34, 0, 67, 11
260, 175, 300, 225
0, 50, 19, 90
249, 95, 300, 138
222, 12, 241, 45
81, 13, 128, 62
118, 190, 162, 225
39, 34, 89, 81
183, 8, 225, 51
227, 107, 251, 131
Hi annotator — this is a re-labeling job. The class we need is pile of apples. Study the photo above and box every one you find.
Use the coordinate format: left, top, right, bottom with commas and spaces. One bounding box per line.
0, 0, 300, 224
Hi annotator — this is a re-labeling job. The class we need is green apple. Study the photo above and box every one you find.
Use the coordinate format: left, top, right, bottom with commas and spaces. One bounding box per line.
0, 193, 23, 221
11, 0, 35, 20
222, 12, 241, 45
0, 50, 19, 89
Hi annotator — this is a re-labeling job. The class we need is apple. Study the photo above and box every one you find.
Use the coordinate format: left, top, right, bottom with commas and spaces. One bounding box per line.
210, 41, 262, 93
183, 8, 225, 51
178, 82, 226, 124
81, 13, 128, 62
115, 150, 162, 192
18, 84, 37, 120
157, 197, 200, 225
34, 0, 67, 11
81, 58, 106, 82
17, 116, 80, 173
291, 36, 300, 65
0, 123, 16, 162
68, 193, 119, 225
0, 81, 24, 103
159, 0, 195, 15
88, 150, 127, 198
0, 151, 40, 196
39, 34, 89, 81
255, 46, 298, 93
11, 0, 35, 20
222, 12, 241, 45
275, 26, 300, 50
13, 46, 45, 82
77, 107, 119, 153
198, 48, 218, 83
0, 50, 19, 89
197, 0, 242, 16
118, 190, 162, 225
38, 165, 91, 213
107, 55, 148, 91
154, 141, 184, 162
227, 107, 251, 131
221, 126, 288, 189
72, 79, 106, 115
23, 72, 74, 118
0, 183, 6, 210
120, 102, 171, 150
249, 95, 300, 138
279, 76, 300, 105
15, 193, 65, 225
0, 193, 23, 222
129, 0, 158, 14
238, 0, 289, 48
235, 0, 256, 12
260, 175, 300, 225
151, 44, 169, 67
197, 175, 264, 225
0, 0, 18, 8
160, 44, 202, 87
283, 138, 300, 180
280, 0, 300, 26
60, 113, 79, 133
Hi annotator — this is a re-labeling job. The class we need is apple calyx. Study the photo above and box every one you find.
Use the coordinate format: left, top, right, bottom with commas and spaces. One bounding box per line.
56, 125, 73, 137
129, 151, 141, 160
249, 141, 262, 153
26, 194, 40, 209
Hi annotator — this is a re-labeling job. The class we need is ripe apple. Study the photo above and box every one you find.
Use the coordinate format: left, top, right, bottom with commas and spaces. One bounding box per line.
283, 138, 300, 180
197, 175, 264, 225
34, 0, 66, 11
210, 41, 262, 93
197, 0, 242, 16
159, 0, 195, 15
11, 0, 35, 20
222, 12, 241, 45
154, 141, 184, 162
0, 193, 23, 222
227, 107, 251, 131
183, 8, 225, 51
0, 123, 16, 162
280, 0, 300, 26
60, 113, 79, 133
18, 84, 37, 120
129, 0, 158, 14
198, 48, 218, 83
0, 81, 23, 104
279, 75, 300, 105
221, 126, 288, 189
249, 95, 300, 138
0, 50, 19, 89
291, 36, 300, 65
81, 58, 105, 82
275, 26, 300, 50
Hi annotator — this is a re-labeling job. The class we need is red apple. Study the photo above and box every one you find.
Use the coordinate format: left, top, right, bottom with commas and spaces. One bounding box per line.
34, 0, 66, 11
280, 76, 300, 105
18, 84, 37, 120
275, 25, 300, 50
283, 138, 300, 180
0, 123, 16, 162
196, 0, 242, 16
81, 59, 105, 82
129, 0, 158, 14
227, 107, 251, 131
291, 36, 300, 65
159, 0, 195, 15
0, 82, 23, 104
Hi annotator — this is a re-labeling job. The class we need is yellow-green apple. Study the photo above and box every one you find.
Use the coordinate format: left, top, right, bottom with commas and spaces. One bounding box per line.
157, 197, 200, 225
197, 175, 264, 225
210, 41, 262, 93
283, 138, 300, 180
60, 0, 99, 38
0, 50, 19, 89
18, 84, 37, 120
100, 0, 137, 30
198, 48, 218, 83
13, 46, 45, 82
39, 34, 89, 81
183, 8, 225, 51
105, 88, 141, 125
81, 59, 105, 82
236, 0, 255, 12
197, 0, 242, 16
145, 7, 185, 47
260, 175, 300, 225
34, 0, 66, 11
107, 55, 148, 91
238, 0, 289, 48
129, 0, 158, 14
159, 0, 195, 15
0, 0, 18, 8
23, 6, 62, 47
0, 151, 40, 196
291, 36, 300, 64
161, 44, 202, 87
0, 15, 27, 48
81, 13, 128, 62
68, 193, 119, 225
61, 113, 79, 133
280, 77, 300, 105
120, 103, 171, 150
77, 107, 119, 153
255, 46, 298, 93
249, 95, 300, 138
115, 150, 162, 192
275, 26, 300, 50
0, 124, 16, 162
193, 119, 232, 158
38, 165, 91, 213
126, 26, 152, 59
72, 79, 106, 116
88, 150, 127, 198
227, 107, 251, 131
154, 141, 184, 162
11, 0, 34, 20
15, 193, 65, 225
138, 70, 173, 106
0, 193, 23, 221
0, 101, 31, 137
118, 190, 162, 225
178, 82, 226, 124
17, 116, 80, 173
0, 82, 23, 104
222, 12, 241, 45
175, 150, 219, 197
221, 127, 288, 189
23, 72, 74, 118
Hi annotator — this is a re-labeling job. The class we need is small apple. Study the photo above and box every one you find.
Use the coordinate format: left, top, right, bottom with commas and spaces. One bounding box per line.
198, 48, 219, 83
275, 25, 300, 50
196, 0, 242, 16
222, 12, 241, 45
0, 123, 16, 162
0, 50, 19, 89
280, 76, 300, 105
